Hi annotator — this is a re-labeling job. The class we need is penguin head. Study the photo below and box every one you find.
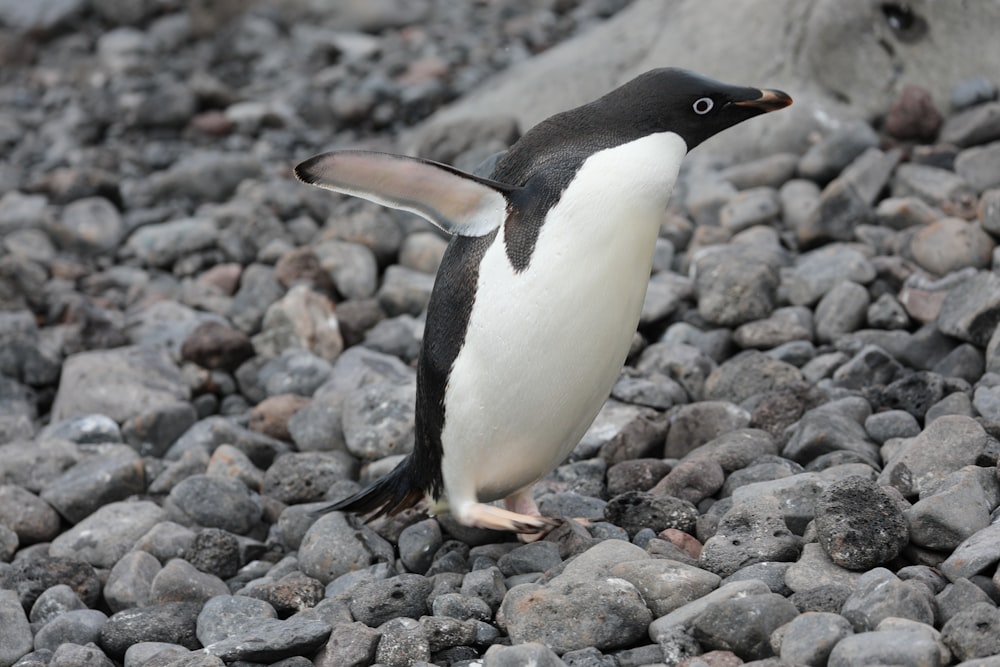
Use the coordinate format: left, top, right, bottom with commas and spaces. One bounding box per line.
595, 68, 792, 151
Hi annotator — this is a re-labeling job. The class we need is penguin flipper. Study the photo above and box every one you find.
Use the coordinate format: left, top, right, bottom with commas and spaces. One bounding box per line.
315, 456, 426, 522
294, 150, 517, 237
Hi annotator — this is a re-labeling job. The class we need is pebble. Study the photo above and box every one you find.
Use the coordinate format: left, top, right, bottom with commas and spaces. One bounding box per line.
814, 475, 908, 570
100, 602, 203, 659
689, 592, 799, 661
700, 495, 802, 576
827, 628, 944, 667
906, 465, 998, 550
879, 415, 992, 496
840, 568, 936, 631
166, 475, 262, 535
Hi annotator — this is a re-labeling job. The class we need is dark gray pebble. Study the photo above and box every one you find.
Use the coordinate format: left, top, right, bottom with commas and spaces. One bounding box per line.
348, 573, 433, 627
840, 568, 935, 631
166, 475, 262, 535
690, 592, 799, 661
101, 601, 203, 658
603, 491, 698, 538
202, 617, 332, 663
814, 475, 908, 569
941, 602, 1000, 661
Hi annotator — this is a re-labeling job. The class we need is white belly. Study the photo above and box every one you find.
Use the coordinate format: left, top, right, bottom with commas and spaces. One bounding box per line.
438, 132, 687, 505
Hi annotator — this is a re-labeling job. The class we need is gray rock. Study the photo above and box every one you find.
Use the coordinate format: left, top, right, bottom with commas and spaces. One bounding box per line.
907, 465, 998, 551
720, 153, 798, 189
104, 550, 161, 613
719, 186, 780, 232
892, 163, 977, 213
340, 380, 416, 460
603, 491, 697, 538
720, 455, 803, 498
0, 311, 61, 386
253, 285, 344, 361
347, 573, 432, 627
460, 566, 506, 614
29, 584, 86, 626
48, 500, 165, 568
150, 558, 229, 604
606, 458, 671, 496
941, 602, 1000, 662
722, 561, 792, 595
48, 643, 116, 667
201, 617, 332, 663
700, 496, 802, 576
652, 458, 724, 505
611, 368, 686, 411
875, 195, 941, 229
166, 472, 262, 532
703, 350, 803, 405
51, 345, 189, 423
827, 628, 944, 667
785, 244, 876, 306
815, 475, 908, 570
376, 265, 435, 317
782, 402, 879, 468
879, 415, 992, 497
362, 314, 423, 363
693, 245, 780, 326
640, 271, 691, 325
841, 568, 935, 631
952, 77, 999, 110
689, 592, 799, 661
195, 594, 277, 646
683, 428, 779, 473
774, 611, 852, 666
831, 344, 903, 390
610, 558, 720, 618
33, 608, 109, 651
798, 121, 879, 184
312, 621, 379, 667
906, 217, 995, 275
636, 341, 717, 402
40, 444, 144, 524
371, 617, 430, 667
956, 140, 1000, 192
940, 101, 1000, 147
258, 348, 335, 398
940, 520, 1000, 582
0, 485, 60, 545
974, 384, 1000, 421
732, 306, 812, 350
100, 602, 203, 659
981, 188, 1000, 237
52, 196, 124, 254
167, 416, 288, 469
497, 542, 562, 577
298, 513, 394, 584
484, 642, 567, 666
938, 270, 1000, 347
666, 401, 751, 459
864, 409, 921, 444
227, 264, 285, 335
0, 588, 33, 667
123, 217, 217, 269
262, 451, 356, 505
499, 575, 651, 654
937, 578, 996, 625
814, 281, 870, 343
785, 542, 864, 594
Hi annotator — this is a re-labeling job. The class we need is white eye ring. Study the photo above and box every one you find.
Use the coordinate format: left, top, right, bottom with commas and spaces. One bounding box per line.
693, 97, 714, 115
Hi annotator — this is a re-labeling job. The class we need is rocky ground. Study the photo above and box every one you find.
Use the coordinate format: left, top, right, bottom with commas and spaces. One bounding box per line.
2, 1, 1000, 666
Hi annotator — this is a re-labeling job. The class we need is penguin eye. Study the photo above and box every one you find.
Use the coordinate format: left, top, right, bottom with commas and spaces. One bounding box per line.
693, 97, 714, 115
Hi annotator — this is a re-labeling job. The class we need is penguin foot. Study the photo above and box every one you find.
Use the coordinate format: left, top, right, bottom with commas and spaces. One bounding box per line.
456, 502, 559, 534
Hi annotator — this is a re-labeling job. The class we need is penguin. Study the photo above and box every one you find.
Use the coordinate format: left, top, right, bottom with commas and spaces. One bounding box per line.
295, 68, 792, 534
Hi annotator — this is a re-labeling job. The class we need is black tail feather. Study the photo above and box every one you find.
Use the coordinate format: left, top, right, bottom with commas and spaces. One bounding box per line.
314, 456, 426, 522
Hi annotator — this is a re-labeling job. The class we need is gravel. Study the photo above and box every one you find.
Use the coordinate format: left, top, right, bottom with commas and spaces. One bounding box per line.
1, 1, 1000, 665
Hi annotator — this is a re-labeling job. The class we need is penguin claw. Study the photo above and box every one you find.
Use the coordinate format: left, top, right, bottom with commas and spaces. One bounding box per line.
458, 503, 559, 535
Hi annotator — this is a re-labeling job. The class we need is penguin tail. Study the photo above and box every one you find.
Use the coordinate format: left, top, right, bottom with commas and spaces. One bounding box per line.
314, 455, 427, 522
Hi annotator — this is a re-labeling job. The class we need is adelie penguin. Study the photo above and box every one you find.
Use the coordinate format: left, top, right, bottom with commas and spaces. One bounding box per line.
295, 68, 792, 535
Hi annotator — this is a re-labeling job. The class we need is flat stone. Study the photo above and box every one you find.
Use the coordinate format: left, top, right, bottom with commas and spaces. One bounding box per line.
49, 500, 166, 568
50, 345, 190, 423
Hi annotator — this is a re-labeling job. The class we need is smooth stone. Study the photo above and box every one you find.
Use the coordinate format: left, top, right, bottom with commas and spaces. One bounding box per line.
49, 500, 165, 568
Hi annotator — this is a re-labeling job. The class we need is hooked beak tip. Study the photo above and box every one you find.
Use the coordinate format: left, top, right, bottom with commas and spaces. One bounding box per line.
734, 88, 793, 112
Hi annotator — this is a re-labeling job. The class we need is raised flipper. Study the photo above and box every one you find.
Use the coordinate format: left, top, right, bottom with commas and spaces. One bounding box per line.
294, 150, 518, 237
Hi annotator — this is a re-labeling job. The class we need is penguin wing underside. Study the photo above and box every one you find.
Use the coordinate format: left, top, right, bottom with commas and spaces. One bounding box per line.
294, 150, 516, 237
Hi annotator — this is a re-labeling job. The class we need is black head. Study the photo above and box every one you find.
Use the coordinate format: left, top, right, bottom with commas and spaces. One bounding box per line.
593, 68, 792, 151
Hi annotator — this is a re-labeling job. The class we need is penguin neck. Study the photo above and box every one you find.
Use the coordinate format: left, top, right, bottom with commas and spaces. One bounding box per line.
550, 131, 687, 248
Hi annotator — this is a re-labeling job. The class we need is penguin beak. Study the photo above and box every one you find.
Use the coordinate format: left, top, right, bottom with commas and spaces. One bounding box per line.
733, 89, 793, 112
